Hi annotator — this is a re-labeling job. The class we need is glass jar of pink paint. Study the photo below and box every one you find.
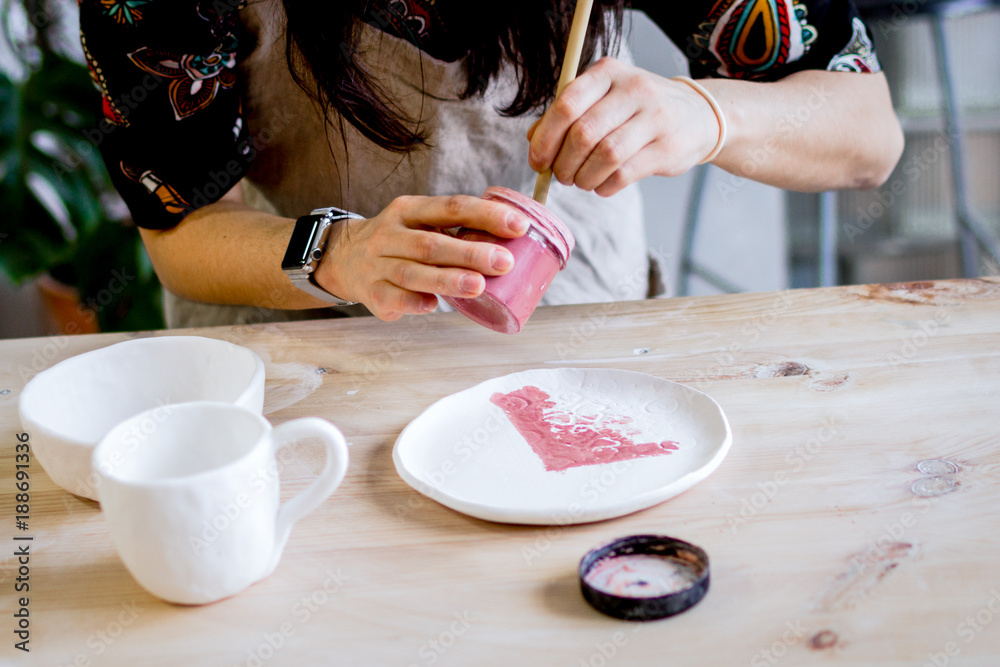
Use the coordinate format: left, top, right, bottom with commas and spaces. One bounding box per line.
443, 186, 575, 334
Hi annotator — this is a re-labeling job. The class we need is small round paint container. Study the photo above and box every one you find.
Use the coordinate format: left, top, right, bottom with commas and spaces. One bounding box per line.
579, 535, 710, 621
443, 186, 575, 334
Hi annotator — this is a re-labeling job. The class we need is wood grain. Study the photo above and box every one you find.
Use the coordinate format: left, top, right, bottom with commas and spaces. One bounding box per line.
1, 278, 999, 666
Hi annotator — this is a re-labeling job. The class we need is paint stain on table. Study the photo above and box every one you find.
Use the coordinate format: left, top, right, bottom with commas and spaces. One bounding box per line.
808, 372, 853, 392
809, 629, 839, 650
812, 541, 918, 612
489, 385, 679, 472
851, 278, 1000, 306
751, 361, 809, 378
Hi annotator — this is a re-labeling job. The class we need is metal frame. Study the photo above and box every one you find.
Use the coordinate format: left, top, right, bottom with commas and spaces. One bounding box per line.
677, 165, 744, 296
928, 9, 1000, 274
678, 1, 1000, 294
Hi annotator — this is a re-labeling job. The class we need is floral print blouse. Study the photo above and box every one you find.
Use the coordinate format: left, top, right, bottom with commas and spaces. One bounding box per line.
79, 0, 881, 229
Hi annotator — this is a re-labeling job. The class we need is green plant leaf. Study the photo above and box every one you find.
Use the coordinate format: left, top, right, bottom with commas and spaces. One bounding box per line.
0, 44, 162, 331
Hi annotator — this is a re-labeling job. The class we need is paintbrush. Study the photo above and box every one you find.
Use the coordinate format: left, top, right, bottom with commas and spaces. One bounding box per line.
532, 0, 596, 206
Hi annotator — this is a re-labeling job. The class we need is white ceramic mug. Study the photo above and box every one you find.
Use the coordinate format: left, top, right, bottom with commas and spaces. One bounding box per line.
92, 401, 348, 605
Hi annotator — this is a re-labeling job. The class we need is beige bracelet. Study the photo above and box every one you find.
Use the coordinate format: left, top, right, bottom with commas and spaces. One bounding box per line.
672, 76, 728, 164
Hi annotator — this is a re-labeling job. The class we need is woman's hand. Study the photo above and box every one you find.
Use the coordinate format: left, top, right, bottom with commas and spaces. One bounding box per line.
529, 58, 903, 194
315, 195, 530, 321
527, 57, 720, 197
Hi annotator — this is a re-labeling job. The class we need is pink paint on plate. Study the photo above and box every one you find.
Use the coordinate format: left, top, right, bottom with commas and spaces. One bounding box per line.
489, 385, 679, 472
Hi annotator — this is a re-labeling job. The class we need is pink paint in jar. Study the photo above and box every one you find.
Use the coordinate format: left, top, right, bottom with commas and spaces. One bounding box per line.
443, 187, 575, 334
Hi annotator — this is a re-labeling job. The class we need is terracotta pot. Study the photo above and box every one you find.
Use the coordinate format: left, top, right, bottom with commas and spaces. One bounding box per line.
35, 274, 100, 335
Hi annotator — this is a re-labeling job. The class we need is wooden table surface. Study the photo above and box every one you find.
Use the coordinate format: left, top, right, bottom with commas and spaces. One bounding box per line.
2, 278, 1000, 667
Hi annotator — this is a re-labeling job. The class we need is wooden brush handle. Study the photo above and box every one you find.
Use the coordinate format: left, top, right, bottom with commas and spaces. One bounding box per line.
532, 0, 596, 206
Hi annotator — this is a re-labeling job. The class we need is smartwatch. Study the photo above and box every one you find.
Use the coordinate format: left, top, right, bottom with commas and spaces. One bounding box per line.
281, 206, 363, 306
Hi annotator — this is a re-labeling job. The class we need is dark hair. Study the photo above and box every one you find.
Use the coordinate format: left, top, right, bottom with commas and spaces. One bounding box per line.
281, 1, 626, 153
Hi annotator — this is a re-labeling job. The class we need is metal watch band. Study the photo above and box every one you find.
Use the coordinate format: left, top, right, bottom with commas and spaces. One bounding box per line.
310, 206, 365, 219
287, 272, 356, 306
286, 207, 365, 306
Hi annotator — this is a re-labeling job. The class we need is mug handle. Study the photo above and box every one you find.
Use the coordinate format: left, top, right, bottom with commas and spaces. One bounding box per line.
265, 417, 349, 574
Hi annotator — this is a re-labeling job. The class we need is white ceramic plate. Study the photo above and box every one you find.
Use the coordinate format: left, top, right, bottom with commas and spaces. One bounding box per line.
392, 368, 732, 525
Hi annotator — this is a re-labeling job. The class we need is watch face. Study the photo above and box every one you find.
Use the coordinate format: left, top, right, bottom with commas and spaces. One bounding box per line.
281, 217, 322, 270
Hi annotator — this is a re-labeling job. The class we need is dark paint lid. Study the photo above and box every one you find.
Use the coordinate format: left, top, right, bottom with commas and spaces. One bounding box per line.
579, 534, 710, 621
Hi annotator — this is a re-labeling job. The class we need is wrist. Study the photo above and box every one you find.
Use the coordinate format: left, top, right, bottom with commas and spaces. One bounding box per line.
693, 78, 755, 168
312, 215, 357, 305
282, 207, 361, 306
672, 76, 727, 164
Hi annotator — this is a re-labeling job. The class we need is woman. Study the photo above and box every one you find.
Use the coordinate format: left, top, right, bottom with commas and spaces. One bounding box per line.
80, 0, 903, 327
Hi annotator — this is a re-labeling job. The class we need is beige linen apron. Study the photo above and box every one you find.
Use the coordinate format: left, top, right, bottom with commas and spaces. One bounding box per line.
164, 3, 656, 328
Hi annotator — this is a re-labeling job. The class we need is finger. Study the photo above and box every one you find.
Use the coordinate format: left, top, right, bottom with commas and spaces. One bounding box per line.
526, 117, 542, 141
593, 148, 664, 198
368, 280, 438, 321
385, 228, 515, 276
528, 66, 614, 172
550, 91, 640, 187
382, 258, 487, 299
572, 109, 658, 191
393, 195, 530, 238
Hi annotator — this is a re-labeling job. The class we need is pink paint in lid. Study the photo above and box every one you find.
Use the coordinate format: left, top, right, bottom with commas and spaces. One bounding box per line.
480, 187, 575, 267
579, 535, 710, 621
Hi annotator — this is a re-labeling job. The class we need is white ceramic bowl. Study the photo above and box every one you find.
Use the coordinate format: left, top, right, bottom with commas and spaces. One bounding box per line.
19, 336, 265, 500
